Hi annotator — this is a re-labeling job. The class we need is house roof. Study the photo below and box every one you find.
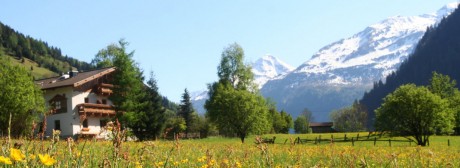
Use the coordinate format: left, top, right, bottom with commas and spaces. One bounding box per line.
309, 122, 333, 127
36, 67, 116, 90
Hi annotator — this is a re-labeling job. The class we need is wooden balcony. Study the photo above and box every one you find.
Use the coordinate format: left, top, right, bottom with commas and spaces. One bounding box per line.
77, 103, 116, 117
97, 83, 114, 96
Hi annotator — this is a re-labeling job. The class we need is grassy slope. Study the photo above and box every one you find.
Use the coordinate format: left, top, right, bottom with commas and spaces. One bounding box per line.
0, 48, 58, 79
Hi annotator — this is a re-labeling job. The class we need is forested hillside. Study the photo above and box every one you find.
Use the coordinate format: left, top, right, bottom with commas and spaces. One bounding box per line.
0, 21, 92, 78
361, 4, 460, 129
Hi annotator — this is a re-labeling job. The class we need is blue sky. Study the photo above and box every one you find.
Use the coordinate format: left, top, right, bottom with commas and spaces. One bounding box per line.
0, 1, 455, 102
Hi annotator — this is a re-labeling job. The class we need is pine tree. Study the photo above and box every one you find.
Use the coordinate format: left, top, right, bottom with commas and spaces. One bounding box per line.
179, 88, 195, 134
93, 39, 147, 134
131, 71, 166, 140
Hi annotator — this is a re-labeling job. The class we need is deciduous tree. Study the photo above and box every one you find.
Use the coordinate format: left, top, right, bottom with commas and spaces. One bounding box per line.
330, 101, 367, 132
206, 83, 269, 142
375, 84, 454, 146
428, 72, 460, 134
294, 116, 309, 134
205, 43, 270, 143
0, 58, 45, 136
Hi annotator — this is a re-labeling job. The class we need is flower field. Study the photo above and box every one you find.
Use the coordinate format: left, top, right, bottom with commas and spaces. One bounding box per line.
1, 133, 459, 167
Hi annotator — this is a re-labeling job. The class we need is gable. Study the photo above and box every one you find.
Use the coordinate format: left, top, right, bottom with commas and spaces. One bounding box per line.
48, 94, 68, 114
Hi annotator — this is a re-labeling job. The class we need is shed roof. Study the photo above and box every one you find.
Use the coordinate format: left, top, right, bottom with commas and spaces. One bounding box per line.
309, 122, 333, 127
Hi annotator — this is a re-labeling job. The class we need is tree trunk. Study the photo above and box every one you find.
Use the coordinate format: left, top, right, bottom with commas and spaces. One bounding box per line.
418, 140, 426, 146
239, 132, 247, 143
240, 135, 245, 143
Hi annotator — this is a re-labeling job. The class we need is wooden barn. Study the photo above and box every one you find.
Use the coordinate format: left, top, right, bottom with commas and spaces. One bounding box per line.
309, 122, 335, 133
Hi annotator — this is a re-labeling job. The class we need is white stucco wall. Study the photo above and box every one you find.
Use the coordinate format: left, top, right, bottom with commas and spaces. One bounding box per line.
72, 90, 112, 135
44, 86, 113, 138
43, 87, 76, 137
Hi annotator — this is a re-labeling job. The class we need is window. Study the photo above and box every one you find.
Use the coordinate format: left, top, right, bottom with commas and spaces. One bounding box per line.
84, 97, 89, 103
55, 101, 61, 109
83, 119, 88, 128
54, 120, 61, 131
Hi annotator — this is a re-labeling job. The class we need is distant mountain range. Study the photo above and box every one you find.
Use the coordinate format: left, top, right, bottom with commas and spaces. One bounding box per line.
261, 3, 458, 121
192, 3, 459, 120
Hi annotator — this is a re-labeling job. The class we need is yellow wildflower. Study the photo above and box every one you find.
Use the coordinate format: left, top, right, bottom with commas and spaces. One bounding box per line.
222, 159, 229, 165
135, 161, 142, 168
181, 159, 188, 163
0, 156, 12, 165
198, 156, 207, 162
236, 161, 242, 168
38, 154, 57, 166
155, 161, 164, 167
209, 159, 216, 166
10, 148, 25, 162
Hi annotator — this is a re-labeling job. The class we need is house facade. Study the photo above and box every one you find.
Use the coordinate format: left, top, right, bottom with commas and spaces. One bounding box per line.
36, 67, 116, 138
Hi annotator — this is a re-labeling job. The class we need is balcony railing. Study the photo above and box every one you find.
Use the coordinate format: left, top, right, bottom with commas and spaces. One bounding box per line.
77, 103, 116, 117
97, 83, 114, 96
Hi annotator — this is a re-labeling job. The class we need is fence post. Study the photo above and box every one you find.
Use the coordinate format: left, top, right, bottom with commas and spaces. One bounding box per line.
315, 137, 318, 145
368, 132, 371, 139
352, 137, 354, 146
357, 134, 359, 141
344, 134, 347, 141
319, 135, 321, 144
331, 134, 334, 143
374, 137, 376, 146
389, 139, 391, 147
448, 139, 450, 146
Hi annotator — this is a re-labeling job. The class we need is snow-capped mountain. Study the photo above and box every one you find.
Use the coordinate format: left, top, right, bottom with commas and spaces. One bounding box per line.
296, 3, 457, 85
261, 3, 458, 121
191, 55, 294, 113
252, 55, 295, 87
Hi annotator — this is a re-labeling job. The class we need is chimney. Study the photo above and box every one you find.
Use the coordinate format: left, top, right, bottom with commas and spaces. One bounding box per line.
69, 70, 79, 78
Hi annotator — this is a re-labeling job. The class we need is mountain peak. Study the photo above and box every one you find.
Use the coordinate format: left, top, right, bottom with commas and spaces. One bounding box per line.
436, 2, 459, 17
252, 55, 294, 87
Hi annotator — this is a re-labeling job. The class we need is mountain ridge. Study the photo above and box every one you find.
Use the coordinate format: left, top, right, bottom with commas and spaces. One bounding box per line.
261, 3, 458, 121
361, 3, 460, 129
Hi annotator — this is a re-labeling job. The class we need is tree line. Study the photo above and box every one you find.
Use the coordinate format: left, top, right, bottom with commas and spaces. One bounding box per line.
93, 41, 294, 142
0, 21, 93, 74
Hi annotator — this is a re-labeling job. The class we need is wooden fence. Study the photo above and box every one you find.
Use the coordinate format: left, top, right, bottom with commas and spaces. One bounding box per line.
282, 133, 454, 147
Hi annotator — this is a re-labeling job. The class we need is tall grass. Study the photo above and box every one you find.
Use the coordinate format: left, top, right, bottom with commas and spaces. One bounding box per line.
1, 132, 459, 167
